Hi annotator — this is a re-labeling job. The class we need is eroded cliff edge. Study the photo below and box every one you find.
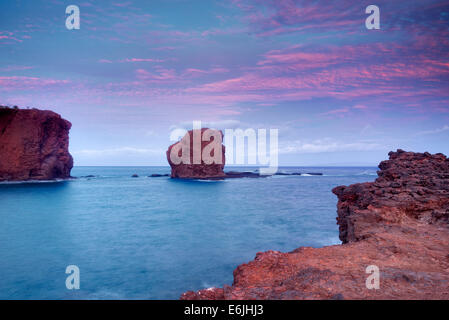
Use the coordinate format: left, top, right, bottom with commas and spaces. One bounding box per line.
181, 150, 449, 299
0, 107, 73, 181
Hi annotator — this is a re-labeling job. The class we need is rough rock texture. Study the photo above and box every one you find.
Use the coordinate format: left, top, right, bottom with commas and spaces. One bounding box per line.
181, 150, 449, 300
0, 108, 73, 181
166, 128, 225, 179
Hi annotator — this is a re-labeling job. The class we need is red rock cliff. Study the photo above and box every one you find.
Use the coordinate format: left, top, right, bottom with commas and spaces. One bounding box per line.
0, 107, 73, 181
166, 128, 225, 179
181, 150, 449, 300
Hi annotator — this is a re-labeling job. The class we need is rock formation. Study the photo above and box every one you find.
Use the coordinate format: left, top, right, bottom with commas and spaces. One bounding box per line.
149, 174, 169, 177
181, 150, 449, 300
0, 107, 73, 181
166, 128, 226, 179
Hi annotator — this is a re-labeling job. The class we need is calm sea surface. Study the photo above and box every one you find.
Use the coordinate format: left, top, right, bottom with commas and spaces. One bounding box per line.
0, 166, 377, 299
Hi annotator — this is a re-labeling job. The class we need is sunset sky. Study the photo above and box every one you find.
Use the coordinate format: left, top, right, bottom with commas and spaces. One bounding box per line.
1, 0, 449, 165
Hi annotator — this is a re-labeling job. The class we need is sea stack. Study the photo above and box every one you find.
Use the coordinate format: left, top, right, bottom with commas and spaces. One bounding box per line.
181, 150, 449, 300
0, 107, 73, 181
166, 128, 225, 179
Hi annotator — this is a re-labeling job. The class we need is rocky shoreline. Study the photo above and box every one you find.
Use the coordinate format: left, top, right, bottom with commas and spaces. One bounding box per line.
181, 150, 449, 300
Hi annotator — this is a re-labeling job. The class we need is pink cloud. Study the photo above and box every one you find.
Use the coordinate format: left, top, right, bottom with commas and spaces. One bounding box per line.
183, 67, 229, 76
0, 76, 70, 91
112, 2, 132, 7
99, 58, 167, 64
135, 68, 179, 82
233, 0, 362, 36
0, 65, 34, 72
179, 38, 449, 109
123, 58, 166, 63
320, 108, 350, 116
0, 35, 23, 42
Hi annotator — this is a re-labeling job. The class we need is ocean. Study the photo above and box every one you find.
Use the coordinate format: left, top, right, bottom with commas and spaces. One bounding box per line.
0, 166, 377, 299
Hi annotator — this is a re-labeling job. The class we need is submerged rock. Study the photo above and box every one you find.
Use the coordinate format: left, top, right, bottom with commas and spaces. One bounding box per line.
224, 171, 264, 179
305, 172, 323, 176
149, 174, 169, 177
0, 107, 73, 181
181, 150, 449, 300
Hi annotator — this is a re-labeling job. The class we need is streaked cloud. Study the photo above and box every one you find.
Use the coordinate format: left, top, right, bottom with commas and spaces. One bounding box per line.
279, 139, 385, 154
73, 147, 164, 156
415, 125, 449, 136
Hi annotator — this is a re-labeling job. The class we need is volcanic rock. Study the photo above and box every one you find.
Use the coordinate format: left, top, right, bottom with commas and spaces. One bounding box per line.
166, 128, 225, 179
181, 150, 449, 300
0, 107, 73, 181
224, 171, 261, 179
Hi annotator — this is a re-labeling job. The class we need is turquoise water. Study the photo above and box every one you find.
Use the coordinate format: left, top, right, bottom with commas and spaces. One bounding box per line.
0, 166, 377, 299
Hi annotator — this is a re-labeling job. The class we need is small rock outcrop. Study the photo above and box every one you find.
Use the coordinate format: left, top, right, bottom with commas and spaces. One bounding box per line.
181, 150, 449, 300
0, 107, 73, 181
149, 174, 169, 177
166, 128, 225, 179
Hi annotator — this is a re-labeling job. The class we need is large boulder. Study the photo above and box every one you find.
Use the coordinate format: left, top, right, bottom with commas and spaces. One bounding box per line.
0, 107, 73, 181
166, 128, 225, 179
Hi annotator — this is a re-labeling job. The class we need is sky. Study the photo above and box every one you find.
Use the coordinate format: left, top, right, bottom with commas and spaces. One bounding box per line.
1, 0, 449, 166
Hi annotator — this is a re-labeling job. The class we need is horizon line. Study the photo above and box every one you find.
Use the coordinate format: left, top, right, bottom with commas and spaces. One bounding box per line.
72, 165, 379, 167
